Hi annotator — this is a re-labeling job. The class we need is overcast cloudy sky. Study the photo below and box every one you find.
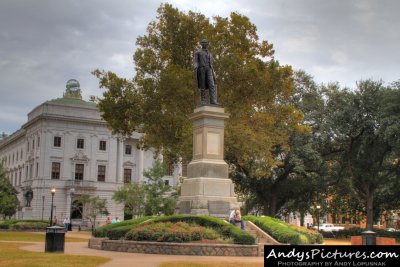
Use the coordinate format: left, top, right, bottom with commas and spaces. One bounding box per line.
1, 0, 399, 134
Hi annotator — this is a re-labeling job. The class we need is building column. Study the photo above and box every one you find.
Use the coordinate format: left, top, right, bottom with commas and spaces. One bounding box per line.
138, 149, 144, 183
117, 138, 124, 183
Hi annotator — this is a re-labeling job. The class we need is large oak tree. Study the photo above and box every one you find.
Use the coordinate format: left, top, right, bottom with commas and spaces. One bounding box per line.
95, 4, 303, 183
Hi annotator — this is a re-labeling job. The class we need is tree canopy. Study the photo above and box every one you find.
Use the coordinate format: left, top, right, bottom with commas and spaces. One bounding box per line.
94, 3, 400, 224
94, 3, 303, 169
0, 163, 19, 219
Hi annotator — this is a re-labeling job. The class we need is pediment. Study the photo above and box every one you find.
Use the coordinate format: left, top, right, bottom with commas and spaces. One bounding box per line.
70, 151, 90, 162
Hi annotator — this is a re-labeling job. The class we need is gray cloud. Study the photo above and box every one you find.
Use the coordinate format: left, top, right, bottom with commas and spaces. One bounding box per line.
1, 0, 399, 134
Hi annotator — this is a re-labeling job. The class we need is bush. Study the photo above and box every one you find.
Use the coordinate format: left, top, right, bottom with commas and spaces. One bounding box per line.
93, 216, 153, 238
0, 220, 48, 230
98, 215, 255, 244
151, 215, 255, 244
244, 215, 323, 244
321, 227, 400, 242
0, 220, 17, 229
125, 221, 219, 243
10, 221, 48, 230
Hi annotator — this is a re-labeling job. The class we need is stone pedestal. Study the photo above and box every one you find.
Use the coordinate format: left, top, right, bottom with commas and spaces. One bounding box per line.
22, 207, 33, 219
178, 105, 240, 218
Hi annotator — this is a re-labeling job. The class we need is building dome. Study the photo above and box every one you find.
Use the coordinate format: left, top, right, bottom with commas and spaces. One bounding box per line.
66, 79, 80, 89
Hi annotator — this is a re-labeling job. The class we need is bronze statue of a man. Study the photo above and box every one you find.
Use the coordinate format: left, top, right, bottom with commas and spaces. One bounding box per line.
194, 39, 218, 105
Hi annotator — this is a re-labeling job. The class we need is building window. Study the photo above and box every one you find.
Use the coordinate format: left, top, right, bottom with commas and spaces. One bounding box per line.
125, 145, 132, 155
30, 164, 33, 179
97, 165, 106, 182
75, 164, 84, 180
25, 166, 28, 179
21, 149, 23, 160
36, 162, 39, 177
77, 138, 84, 149
54, 136, 61, 147
32, 139, 35, 150
123, 168, 132, 183
27, 142, 30, 152
99, 140, 107, 151
51, 162, 60, 179
19, 171, 21, 185
37, 136, 40, 147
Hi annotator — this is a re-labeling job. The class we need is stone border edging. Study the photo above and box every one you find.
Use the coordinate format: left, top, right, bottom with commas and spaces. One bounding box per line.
88, 238, 259, 256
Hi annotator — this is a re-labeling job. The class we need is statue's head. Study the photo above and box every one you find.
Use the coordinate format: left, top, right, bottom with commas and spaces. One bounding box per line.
200, 39, 209, 48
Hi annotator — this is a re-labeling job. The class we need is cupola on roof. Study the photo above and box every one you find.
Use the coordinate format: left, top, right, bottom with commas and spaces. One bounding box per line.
64, 79, 82, 100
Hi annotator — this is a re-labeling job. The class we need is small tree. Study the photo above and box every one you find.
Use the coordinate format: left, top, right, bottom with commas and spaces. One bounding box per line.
143, 160, 177, 216
113, 183, 146, 217
0, 163, 19, 219
74, 195, 109, 231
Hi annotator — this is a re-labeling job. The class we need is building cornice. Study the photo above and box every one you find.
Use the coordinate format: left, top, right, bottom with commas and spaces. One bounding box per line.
0, 129, 26, 150
23, 113, 107, 129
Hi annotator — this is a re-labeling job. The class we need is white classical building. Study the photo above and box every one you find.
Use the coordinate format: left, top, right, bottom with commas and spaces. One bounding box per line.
0, 79, 180, 227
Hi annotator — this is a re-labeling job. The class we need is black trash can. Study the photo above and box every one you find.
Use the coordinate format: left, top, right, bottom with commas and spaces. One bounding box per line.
362, 230, 376, 245
45, 226, 65, 253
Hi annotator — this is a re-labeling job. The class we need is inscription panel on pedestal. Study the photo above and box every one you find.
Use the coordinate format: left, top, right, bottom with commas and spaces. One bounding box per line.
208, 200, 230, 215
206, 132, 220, 155
179, 201, 192, 214
195, 133, 203, 156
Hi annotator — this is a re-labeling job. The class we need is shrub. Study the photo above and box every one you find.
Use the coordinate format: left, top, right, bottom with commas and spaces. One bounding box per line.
93, 216, 153, 238
0, 220, 48, 230
321, 227, 400, 242
98, 215, 255, 244
10, 221, 48, 230
151, 215, 255, 244
0, 220, 17, 229
125, 221, 219, 243
244, 215, 323, 244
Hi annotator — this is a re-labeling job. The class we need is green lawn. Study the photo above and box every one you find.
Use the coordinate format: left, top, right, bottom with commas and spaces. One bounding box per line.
0, 242, 109, 267
0, 232, 87, 242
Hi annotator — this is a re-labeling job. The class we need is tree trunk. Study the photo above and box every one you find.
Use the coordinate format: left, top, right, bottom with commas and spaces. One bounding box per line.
365, 187, 374, 230
261, 193, 281, 216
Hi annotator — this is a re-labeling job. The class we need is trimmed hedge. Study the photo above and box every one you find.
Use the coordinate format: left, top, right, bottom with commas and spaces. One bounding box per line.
244, 215, 323, 244
125, 221, 219, 243
93, 216, 154, 239
94, 215, 255, 244
150, 215, 255, 244
321, 227, 400, 241
0, 220, 49, 230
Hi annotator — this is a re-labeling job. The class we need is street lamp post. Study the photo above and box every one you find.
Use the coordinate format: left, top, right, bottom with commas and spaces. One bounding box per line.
49, 187, 56, 226
316, 205, 321, 232
69, 188, 75, 231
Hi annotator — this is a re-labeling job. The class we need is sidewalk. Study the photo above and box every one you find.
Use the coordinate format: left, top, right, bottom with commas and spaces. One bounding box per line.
21, 233, 264, 267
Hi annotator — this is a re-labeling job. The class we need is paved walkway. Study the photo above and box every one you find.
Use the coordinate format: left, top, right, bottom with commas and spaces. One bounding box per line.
20, 231, 264, 267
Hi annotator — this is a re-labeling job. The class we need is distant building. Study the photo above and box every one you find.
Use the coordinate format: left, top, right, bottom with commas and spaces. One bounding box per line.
0, 79, 181, 227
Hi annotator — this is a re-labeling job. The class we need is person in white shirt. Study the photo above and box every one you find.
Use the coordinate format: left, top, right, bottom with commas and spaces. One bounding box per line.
63, 217, 70, 231
229, 210, 245, 230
